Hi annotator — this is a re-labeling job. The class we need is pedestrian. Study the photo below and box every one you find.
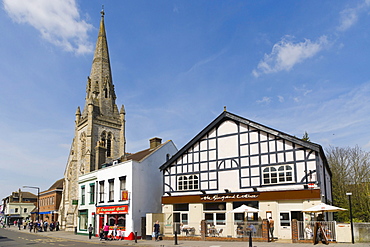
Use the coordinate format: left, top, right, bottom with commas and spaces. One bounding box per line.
153, 220, 160, 241
55, 221, 60, 231
88, 224, 94, 239
35, 221, 40, 233
268, 217, 274, 241
17, 219, 21, 230
43, 221, 48, 232
103, 223, 109, 240
113, 224, 118, 239
29, 221, 33, 232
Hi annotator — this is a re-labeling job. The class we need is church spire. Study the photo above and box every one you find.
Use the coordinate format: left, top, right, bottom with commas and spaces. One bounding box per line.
83, 9, 117, 117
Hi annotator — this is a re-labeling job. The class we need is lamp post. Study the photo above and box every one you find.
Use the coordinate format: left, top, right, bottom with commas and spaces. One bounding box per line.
346, 192, 354, 244
23, 186, 40, 222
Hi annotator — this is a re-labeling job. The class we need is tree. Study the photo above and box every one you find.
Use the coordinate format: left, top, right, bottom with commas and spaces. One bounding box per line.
302, 131, 310, 142
325, 146, 370, 222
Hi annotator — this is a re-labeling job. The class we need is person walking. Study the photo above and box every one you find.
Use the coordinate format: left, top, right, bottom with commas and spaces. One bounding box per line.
103, 223, 109, 240
88, 224, 94, 239
268, 217, 275, 241
29, 221, 33, 232
113, 224, 118, 239
17, 219, 21, 230
153, 220, 160, 241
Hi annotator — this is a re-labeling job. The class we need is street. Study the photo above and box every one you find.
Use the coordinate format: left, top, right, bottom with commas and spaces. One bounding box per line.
0, 228, 100, 247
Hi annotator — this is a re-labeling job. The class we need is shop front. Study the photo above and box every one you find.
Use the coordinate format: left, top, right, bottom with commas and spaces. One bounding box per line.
162, 189, 321, 239
96, 205, 132, 239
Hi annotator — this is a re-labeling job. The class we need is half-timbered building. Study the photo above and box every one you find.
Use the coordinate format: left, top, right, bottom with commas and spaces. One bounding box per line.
159, 110, 332, 239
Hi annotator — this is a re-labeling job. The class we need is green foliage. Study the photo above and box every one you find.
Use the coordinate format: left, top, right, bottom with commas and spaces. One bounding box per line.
302, 131, 310, 142
326, 146, 370, 222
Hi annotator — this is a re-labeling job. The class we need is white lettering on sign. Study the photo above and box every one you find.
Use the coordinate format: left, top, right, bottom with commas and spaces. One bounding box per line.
200, 193, 258, 201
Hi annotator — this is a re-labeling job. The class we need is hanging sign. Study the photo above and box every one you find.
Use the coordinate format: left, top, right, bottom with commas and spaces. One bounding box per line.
121, 190, 129, 200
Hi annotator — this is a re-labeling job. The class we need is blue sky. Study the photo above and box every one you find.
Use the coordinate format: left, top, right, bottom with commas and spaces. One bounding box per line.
1, 0, 370, 200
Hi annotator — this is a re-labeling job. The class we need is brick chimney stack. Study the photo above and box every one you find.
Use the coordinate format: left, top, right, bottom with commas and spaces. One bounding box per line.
150, 137, 162, 149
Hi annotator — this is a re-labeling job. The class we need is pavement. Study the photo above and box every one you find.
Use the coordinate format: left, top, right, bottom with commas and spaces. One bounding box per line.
2, 226, 369, 247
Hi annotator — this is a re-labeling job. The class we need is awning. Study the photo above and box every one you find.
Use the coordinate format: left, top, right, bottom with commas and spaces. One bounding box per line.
31, 211, 55, 215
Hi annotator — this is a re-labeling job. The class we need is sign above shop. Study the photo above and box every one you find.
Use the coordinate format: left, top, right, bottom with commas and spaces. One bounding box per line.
96, 205, 128, 214
161, 189, 320, 204
201, 193, 259, 202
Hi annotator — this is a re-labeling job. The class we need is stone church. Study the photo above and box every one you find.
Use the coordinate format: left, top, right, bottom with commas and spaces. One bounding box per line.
59, 10, 126, 231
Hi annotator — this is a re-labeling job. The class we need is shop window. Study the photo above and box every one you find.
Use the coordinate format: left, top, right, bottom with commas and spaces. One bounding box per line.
79, 210, 88, 231
280, 212, 290, 226
205, 213, 226, 225
99, 181, 105, 202
234, 213, 244, 224
178, 175, 199, 191
108, 179, 114, 202
89, 183, 95, 204
263, 165, 293, 184
117, 215, 126, 230
108, 215, 126, 231
81, 186, 85, 205
204, 202, 226, 211
173, 203, 189, 211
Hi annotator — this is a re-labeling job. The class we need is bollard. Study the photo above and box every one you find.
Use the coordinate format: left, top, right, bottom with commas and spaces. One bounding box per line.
174, 230, 178, 245
135, 231, 137, 243
249, 231, 252, 247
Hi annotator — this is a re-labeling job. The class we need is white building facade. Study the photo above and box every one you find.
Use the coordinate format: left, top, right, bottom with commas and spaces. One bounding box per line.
77, 138, 177, 239
159, 111, 332, 240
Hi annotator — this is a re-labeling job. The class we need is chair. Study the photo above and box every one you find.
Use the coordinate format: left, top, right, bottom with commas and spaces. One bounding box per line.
216, 228, 223, 237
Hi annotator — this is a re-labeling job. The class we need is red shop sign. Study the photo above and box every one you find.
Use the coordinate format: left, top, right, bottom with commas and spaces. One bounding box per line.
96, 205, 128, 214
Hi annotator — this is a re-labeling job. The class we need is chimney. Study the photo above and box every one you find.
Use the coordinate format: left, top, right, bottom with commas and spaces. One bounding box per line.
150, 137, 162, 149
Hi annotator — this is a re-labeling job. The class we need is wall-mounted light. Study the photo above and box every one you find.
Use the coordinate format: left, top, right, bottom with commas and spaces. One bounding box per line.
224, 189, 230, 193
166, 192, 171, 196
200, 190, 206, 195
253, 187, 258, 192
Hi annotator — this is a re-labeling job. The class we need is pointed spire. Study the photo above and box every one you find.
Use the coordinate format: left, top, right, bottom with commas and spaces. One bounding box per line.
82, 9, 118, 118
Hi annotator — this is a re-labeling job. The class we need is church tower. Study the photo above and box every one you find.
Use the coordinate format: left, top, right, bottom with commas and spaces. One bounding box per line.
59, 10, 126, 231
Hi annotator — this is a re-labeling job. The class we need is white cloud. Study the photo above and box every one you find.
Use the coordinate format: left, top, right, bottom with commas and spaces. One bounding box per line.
337, 0, 370, 31
3, 0, 93, 55
252, 35, 328, 77
257, 97, 271, 104
277, 95, 284, 103
337, 8, 358, 31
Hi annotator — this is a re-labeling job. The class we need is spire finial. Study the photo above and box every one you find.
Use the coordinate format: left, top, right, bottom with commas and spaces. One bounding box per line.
224, 106, 227, 112
101, 5, 105, 17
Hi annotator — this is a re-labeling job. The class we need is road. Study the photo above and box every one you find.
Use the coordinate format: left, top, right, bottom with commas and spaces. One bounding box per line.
0, 228, 100, 247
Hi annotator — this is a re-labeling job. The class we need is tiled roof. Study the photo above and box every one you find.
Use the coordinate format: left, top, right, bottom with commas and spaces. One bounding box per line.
48, 178, 64, 190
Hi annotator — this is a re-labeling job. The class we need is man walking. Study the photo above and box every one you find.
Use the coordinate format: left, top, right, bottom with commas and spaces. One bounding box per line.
268, 217, 274, 241
88, 224, 94, 239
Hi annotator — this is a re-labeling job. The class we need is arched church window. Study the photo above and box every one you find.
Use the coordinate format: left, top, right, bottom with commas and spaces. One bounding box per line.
107, 133, 112, 157
80, 133, 86, 158
100, 131, 107, 146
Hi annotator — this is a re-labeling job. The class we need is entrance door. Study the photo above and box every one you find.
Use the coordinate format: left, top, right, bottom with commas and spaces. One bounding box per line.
279, 212, 291, 239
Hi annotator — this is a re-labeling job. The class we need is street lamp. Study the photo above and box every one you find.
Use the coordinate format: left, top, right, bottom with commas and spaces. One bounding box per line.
23, 186, 40, 222
346, 192, 354, 244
